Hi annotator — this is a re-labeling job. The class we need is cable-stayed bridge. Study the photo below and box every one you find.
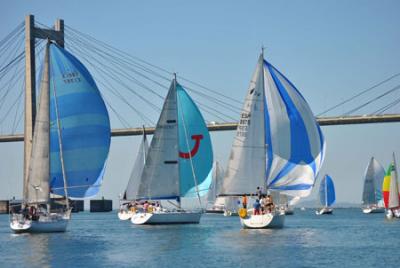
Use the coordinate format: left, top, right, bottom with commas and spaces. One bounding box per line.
1, 15, 400, 146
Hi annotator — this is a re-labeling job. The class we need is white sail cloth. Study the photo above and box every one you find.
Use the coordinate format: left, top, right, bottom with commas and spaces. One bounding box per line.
221, 55, 325, 198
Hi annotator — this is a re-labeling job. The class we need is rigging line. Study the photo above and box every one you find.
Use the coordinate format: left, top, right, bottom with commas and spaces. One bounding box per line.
66, 25, 243, 106
179, 77, 243, 106
11, 79, 24, 133
0, 34, 25, 77
183, 85, 241, 115
66, 30, 234, 122
66, 25, 172, 75
66, 42, 156, 124
66, 30, 172, 83
343, 84, 400, 116
70, 30, 243, 113
372, 95, 400, 115
68, 37, 225, 123
0, 58, 25, 110
103, 96, 132, 128
66, 32, 169, 97
317, 72, 400, 116
66, 41, 162, 115
0, 86, 24, 124
0, 27, 25, 66
0, 24, 24, 59
0, 21, 24, 49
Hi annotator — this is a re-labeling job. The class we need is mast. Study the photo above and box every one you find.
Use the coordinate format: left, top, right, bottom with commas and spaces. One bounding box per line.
50, 41, 70, 210
260, 46, 267, 194
174, 73, 181, 209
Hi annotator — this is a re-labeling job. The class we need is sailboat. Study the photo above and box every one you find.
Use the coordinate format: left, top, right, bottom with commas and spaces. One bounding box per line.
279, 194, 295, 215
130, 76, 213, 225
315, 175, 335, 215
118, 129, 149, 220
206, 161, 225, 214
362, 157, 385, 214
219, 52, 325, 229
382, 153, 400, 219
10, 42, 111, 232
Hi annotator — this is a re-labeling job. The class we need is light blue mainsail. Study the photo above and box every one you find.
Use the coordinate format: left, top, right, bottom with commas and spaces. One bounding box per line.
177, 83, 213, 197
263, 59, 325, 197
48, 43, 111, 198
319, 175, 336, 207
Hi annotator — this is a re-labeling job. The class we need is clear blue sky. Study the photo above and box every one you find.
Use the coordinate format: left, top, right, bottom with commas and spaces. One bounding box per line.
1, 0, 400, 207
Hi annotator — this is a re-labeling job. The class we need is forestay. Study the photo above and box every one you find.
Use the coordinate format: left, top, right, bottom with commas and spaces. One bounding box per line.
48, 44, 111, 198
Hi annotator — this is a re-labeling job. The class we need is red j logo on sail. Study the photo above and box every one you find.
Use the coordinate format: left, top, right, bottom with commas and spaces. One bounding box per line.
179, 135, 203, 159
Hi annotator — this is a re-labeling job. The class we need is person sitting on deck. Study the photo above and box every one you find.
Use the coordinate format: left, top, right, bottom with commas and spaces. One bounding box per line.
253, 199, 261, 215
242, 195, 248, 209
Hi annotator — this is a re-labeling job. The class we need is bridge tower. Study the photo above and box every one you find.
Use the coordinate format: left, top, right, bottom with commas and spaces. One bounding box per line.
23, 15, 64, 200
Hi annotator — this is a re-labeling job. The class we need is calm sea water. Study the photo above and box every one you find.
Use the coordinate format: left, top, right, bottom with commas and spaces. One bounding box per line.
0, 209, 399, 268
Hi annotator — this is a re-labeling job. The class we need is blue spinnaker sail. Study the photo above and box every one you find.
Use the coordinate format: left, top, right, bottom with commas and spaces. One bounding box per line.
48, 44, 111, 198
264, 60, 325, 197
177, 83, 213, 197
319, 175, 335, 207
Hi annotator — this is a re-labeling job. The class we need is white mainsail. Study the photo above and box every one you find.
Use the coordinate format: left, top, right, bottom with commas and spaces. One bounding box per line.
362, 157, 385, 206
136, 82, 180, 200
222, 55, 266, 195
26, 46, 50, 204
124, 132, 149, 200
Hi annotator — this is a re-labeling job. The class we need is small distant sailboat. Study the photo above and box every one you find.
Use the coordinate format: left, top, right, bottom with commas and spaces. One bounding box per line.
316, 175, 335, 215
382, 153, 400, 219
10, 42, 111, 233
118, 129, 149, 220
362, 157, 385, 214
206, 162, 225, 214
280, 194, 296, 215
219, 51, 325, 229
131, 76, 213, 225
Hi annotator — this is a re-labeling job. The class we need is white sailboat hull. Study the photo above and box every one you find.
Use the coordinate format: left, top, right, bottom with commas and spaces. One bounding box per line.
386, 208, 400, 219
10, 213, 70, 233
362, 206, 385, 214
223, 210, 238, 217
118, 210, 135, 220
240, 211, 285, 229
131, 211, 202, 225
315, 207, 333, 215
